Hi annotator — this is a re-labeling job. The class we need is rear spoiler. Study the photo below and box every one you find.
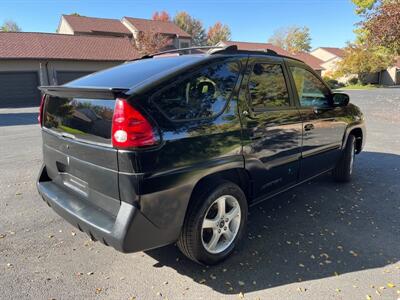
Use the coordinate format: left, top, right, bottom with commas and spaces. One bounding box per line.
39, 86, 129, 99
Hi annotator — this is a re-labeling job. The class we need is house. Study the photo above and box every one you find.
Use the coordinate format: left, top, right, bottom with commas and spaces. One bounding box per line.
58, 14, 192, 49
310, 47, 344, 77
291, 52, 325, 76
122, 17, 192, 49
0, 14, 192, 107
311, 47, 400, 85
58, 15, 133, 37
0, 32, 138, 107
217, 41, 324, 75
379, 57, 400, 86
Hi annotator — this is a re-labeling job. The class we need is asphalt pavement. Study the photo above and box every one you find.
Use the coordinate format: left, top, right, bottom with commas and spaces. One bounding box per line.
0, 89, 399, 299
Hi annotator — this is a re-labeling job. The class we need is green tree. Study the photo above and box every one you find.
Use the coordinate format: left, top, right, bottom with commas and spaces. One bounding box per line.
1, 20, 21, 32
352, 0, 377, 13
268, 26, 311, 53
69, 13, 81, 16
174, 11, 206, 46
335, 43, 394, 84
206, 22, 231, 46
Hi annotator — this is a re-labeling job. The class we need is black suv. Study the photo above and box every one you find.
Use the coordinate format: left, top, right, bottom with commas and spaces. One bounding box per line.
37, 46, 365, 265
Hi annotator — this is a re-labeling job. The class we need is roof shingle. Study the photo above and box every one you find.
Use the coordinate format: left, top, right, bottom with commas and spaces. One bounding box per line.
123, 17, 191, 38
62, 15, 132, 36
0, 32, 139, 61
292, 51, 324, 70
318, 47, 345, 58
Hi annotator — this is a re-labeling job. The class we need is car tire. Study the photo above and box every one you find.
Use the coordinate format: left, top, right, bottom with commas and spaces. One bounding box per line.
177, 181, 248, 265
332, 134, 356, 182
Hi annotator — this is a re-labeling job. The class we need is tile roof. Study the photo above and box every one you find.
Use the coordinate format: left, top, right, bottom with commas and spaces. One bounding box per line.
319, 47, 345, 58
221, 41, 292, 56
292, 51, 324, 70
0, 32, 139, 61
62, 15, 132, 36
123, 17, 191, 38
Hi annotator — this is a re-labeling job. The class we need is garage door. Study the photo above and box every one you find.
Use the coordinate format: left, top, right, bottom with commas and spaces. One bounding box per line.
57, 71, 93, 85
0, 72, 41, 107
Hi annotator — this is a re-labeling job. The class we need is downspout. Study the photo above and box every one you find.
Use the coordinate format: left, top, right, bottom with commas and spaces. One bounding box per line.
45, 62, 51, 85
378, 70, 381, 85
39, 61, 51, 86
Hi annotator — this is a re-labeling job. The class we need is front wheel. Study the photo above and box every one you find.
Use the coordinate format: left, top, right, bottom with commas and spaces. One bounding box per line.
332, 134, 356, 182
177, 181, 248, 265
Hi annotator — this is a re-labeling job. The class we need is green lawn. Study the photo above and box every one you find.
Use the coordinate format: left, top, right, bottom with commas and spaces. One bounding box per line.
337, 84, 379, 90
59, 125, 85, 135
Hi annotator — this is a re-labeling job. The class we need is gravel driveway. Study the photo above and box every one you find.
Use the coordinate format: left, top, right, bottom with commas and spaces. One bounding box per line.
0, 88, 399, 300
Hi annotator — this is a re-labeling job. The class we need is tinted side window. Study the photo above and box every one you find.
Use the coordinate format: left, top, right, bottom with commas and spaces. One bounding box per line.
248, 63, 290, 109
290, 66, 331, 108
153, 61, 240, 121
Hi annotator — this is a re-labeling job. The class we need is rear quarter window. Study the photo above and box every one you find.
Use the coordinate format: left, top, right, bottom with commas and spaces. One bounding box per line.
152, 60, 240, 121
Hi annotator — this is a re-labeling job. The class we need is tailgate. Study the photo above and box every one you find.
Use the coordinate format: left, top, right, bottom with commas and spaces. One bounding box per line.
40, 87, 127, 216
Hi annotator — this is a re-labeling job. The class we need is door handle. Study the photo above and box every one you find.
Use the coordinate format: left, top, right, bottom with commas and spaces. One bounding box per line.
304, 123, 314, 131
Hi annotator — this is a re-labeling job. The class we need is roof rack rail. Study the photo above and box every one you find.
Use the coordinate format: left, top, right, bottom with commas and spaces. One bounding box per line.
134, 44, 281, 61
221, 47, 278, 56
265, 49, 278, 55
207, 45, 238, 54
140, 45, 229, 59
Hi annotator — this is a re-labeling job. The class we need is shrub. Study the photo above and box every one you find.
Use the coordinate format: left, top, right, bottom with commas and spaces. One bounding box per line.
323, 76, 344, 89
348, 77, 359, 85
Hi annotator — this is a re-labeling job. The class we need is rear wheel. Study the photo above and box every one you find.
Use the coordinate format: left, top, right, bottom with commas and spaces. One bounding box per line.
332, 135, 356, 182
177, 181, 247, 265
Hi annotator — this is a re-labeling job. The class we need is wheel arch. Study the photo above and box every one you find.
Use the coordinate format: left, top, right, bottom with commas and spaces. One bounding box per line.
349, 127, 363, 153
189, 168, 252, 206
182, 168, 251, 225
342, 125, 365, 154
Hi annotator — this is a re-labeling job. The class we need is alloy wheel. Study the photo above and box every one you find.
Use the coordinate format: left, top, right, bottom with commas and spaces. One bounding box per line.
201, 195, 241, 254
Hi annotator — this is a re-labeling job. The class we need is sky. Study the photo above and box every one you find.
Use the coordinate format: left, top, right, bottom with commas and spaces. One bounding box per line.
0, 0, 361, 49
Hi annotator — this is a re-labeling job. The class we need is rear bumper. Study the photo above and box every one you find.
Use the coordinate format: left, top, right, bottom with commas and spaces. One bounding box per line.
37, 165, 176, 253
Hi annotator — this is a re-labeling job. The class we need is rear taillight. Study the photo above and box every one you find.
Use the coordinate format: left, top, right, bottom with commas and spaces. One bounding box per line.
111, 98, 156, 149
38, 94, 45, 126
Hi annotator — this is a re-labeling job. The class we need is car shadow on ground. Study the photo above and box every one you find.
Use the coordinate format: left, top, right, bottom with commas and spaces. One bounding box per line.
146, 151, 400, 294
0, 112, 38, 126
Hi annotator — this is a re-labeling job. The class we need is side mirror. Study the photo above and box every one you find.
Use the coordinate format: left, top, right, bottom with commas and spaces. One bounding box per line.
332, 93, 349, 107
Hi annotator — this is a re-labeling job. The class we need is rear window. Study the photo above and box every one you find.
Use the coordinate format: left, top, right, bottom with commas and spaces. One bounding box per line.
65, 56, 204, 89
152, 61, 240, 121
43, 96, 115, 145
